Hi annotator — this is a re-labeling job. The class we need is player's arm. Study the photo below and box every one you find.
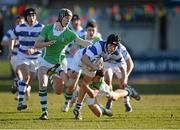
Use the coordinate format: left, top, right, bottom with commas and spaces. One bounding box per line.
1, 39, 14, 60
1, 30, 15, 58
1, 40, 10, 46
69, 45, 79, 56
119, 65, 128, 89
35, 25, 56, 49
85, 84, 99, 98
8, 39, 16, 58
35, 36, 56, 49
81, 54, 99, 71
1, 30, 14, 46
82, 42, 103, 70
126, 57, 134, 77
120, 44, 134, 77
74, 37, 92, 47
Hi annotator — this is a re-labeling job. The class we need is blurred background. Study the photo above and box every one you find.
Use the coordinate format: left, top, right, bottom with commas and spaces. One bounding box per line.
0, 0, 180, 83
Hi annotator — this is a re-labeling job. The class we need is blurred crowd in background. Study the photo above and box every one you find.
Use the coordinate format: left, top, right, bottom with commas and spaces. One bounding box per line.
1, 1, 180, 25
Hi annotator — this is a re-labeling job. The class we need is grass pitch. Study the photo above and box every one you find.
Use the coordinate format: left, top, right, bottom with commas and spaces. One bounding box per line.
0, 93, 180, 129
0, 79, 180, 129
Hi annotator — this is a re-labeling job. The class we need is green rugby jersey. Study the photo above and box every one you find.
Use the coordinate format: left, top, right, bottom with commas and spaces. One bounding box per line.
40, 24, 78, 64
89, 78, 104, 90
81, 35, 101, 44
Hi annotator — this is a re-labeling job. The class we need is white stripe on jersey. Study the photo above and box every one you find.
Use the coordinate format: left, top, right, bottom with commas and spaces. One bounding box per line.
12, 21, 44, 59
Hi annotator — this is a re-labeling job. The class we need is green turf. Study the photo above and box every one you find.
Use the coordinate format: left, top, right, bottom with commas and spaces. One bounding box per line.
0, 79, 180, 129
0, 60, 11, 77
1, 79, 180, 94
0, 93, 179, 129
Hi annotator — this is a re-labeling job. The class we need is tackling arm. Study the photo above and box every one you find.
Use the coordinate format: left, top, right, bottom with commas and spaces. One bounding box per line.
81, 54, 99, 71
75, 37, 92, 48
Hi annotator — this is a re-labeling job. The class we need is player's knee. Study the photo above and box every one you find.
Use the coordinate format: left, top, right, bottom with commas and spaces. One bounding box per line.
95, 111, 102, 117
89, 93, 96, 98
23, 75, 31, 84
67, 86, 74, 93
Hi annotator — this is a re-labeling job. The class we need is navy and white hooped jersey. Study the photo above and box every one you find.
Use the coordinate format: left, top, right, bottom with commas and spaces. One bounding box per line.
84, 41, 128, 67
12, 21, 44, 59
2, 28, 20, 56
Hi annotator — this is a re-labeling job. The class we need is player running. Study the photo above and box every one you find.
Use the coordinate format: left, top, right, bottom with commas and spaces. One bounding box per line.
35, 8, 92, 120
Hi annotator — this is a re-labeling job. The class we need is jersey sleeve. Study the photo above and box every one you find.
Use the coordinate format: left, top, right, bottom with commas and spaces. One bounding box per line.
68, 28, 78, 41
120, 43, 131, 60
40, 24, 51, 41
11, 26, 19, 39
2, 29, 13, 41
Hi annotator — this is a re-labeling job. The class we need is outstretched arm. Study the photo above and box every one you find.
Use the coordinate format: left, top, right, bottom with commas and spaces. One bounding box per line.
126, 57, 134, 77
35, 36, 56, 49
75, 37, 92, 48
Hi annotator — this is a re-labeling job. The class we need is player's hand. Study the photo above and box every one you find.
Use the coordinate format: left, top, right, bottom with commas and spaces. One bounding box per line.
26, 48, 36, 55
92, 57, 104, 71
121, 82, 128, 89
96, 57, 104, 70
47, 40, 56, 46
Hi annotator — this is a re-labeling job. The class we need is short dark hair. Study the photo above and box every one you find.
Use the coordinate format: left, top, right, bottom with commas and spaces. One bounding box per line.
71, 14, 80, 21
107, 34, 120, 46
86, 19, 97, 29
24, 8, 36, 21
24, 8, 36, 16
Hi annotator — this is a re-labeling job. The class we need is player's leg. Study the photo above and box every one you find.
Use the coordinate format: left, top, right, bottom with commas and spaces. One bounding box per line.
117, 77, 132, 112
113, 67, 133, 112
51, 74, 64, 95
47, 62, 67, 94
38, 66, 49, 120
10, 55, 20, 100
62, 70, 80, 112
46, 61, 74, 112
62, 51, 83, 113
26, 71, 35, 100
86, 94, 113, 117
73, 75, 92, 120
12, 77, 19, 100
11, 77, 19, 94
73, 81, 86, 120
69, 85, 79, 108
16, 63, 30, 111
104, 68, 114, 109
88, 104, 113, 117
